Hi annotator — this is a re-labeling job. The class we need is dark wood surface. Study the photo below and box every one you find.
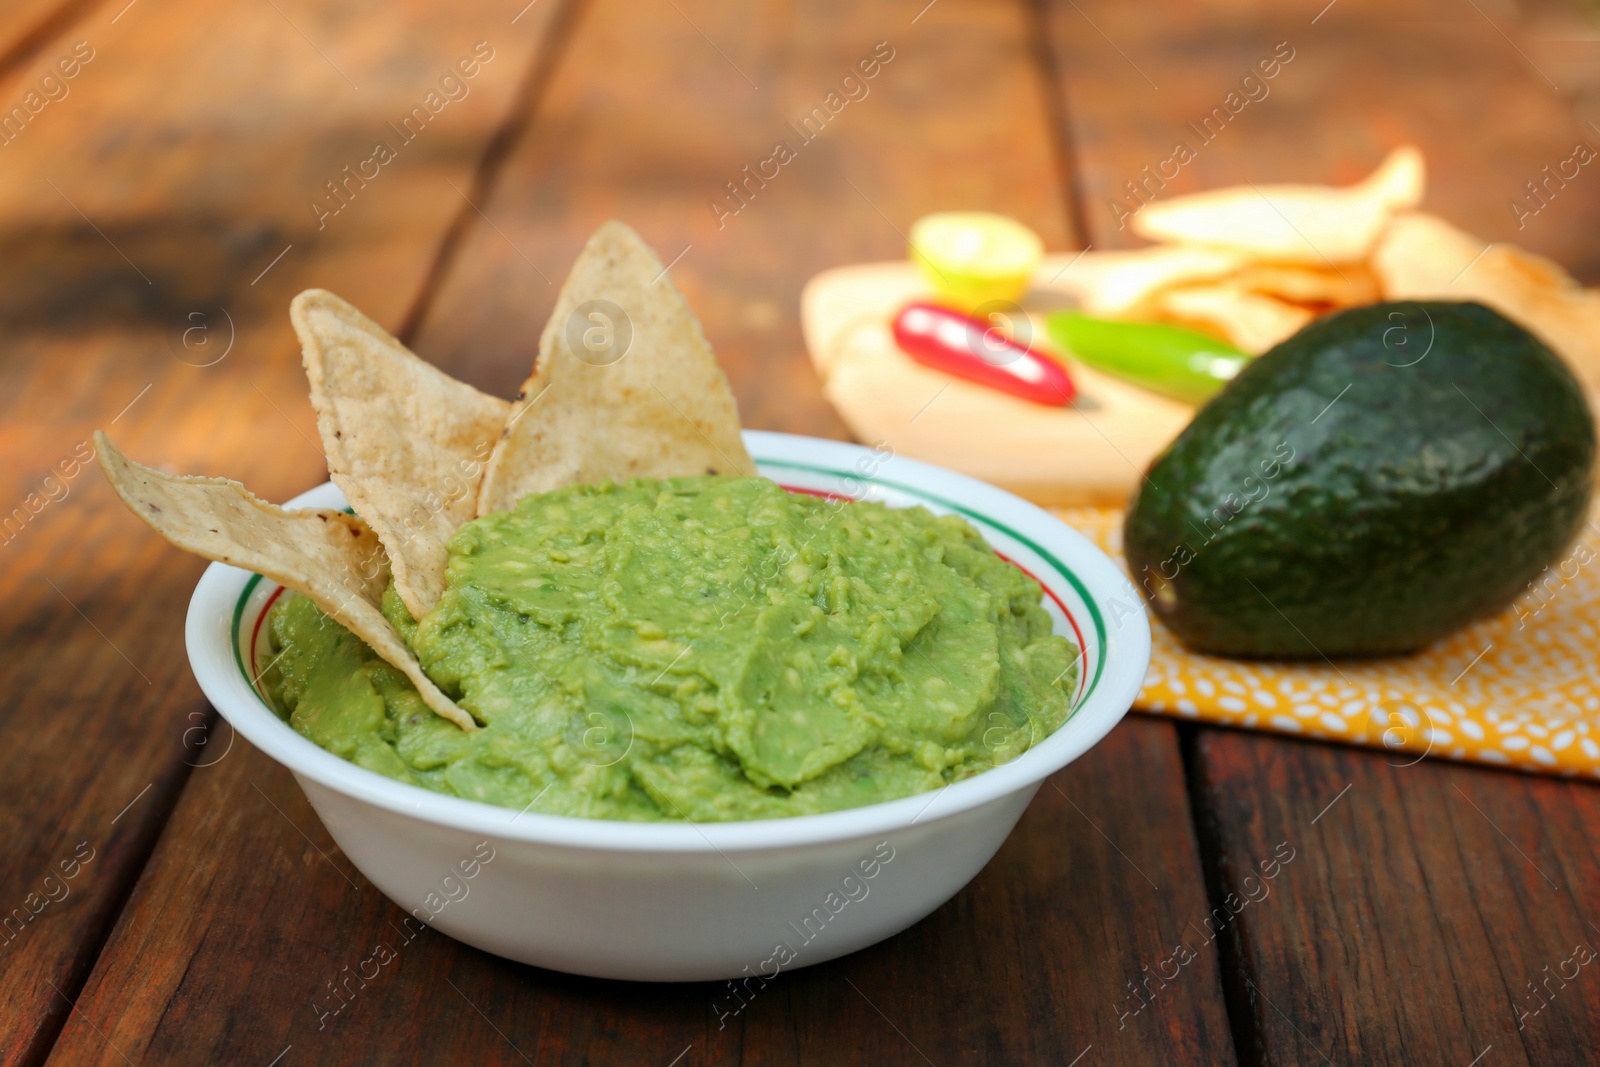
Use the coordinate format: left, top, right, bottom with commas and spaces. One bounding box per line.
1, 0, 1596, 1063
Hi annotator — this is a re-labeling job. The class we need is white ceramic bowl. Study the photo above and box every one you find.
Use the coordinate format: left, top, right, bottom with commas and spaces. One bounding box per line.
186, 431, 1150, 981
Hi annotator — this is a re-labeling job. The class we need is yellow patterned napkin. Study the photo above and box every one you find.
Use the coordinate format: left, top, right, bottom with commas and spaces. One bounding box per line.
1057, 504, 1600, 778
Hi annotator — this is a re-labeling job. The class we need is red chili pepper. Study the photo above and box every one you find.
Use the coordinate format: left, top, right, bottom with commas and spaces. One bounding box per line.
892, 302, 1075, 407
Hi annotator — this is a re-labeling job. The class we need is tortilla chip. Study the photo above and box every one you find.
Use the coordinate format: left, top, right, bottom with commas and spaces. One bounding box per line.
1156, 284, 1315, 354
1372, 211, 1600, 393
292, 290, 510, 619
1131, 145, 1425, 265
95, 432, 477, 733
1227, 263, 1380, 308
477, 221, 752, 515
1052, 245, 1247, 317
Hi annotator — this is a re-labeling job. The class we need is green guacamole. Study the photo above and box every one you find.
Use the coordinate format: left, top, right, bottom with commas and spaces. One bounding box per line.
263, 476, 1078, 822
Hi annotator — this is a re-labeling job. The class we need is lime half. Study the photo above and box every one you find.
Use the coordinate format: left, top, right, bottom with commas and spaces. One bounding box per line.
909, 212, 1044, 314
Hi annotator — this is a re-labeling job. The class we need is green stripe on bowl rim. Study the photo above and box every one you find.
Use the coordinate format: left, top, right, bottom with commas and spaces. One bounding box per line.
231, 571, 265, 692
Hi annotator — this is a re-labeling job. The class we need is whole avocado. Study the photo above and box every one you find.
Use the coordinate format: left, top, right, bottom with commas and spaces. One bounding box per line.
1124, 301, 1596, 657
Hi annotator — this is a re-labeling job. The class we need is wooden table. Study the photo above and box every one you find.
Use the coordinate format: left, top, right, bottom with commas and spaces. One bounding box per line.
5, 0, 1600, 1062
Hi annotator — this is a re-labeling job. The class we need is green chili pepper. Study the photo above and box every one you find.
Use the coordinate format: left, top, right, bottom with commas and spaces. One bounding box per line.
1045, 312, 1250, 405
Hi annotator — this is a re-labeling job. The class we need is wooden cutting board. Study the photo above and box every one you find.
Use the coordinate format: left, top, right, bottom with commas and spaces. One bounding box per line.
800, 254, 1198, 507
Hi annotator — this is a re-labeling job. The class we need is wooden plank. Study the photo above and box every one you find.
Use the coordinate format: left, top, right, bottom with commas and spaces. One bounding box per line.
0, 0, 100, 88
406, 0, 1080, 431
1191, 730, 1600, 1063
49, 0, 1235, 1062
1037, 0, 1600, 1059
0, 0, 568, 1062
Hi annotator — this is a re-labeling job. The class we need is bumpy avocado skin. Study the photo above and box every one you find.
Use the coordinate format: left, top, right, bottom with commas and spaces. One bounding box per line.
1124, 301, 1596, 657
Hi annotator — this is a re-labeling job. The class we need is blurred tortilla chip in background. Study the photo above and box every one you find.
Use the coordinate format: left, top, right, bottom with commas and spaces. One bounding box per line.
1130, 145, 1424, 264
1155, 284, 1314, 353
1228, 263, 1381, 308
1053, 244, 1247, 318
1372, 211, 1600, 395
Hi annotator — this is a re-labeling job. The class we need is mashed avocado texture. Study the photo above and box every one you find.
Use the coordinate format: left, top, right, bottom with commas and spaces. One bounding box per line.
263, 476, 1078, 822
